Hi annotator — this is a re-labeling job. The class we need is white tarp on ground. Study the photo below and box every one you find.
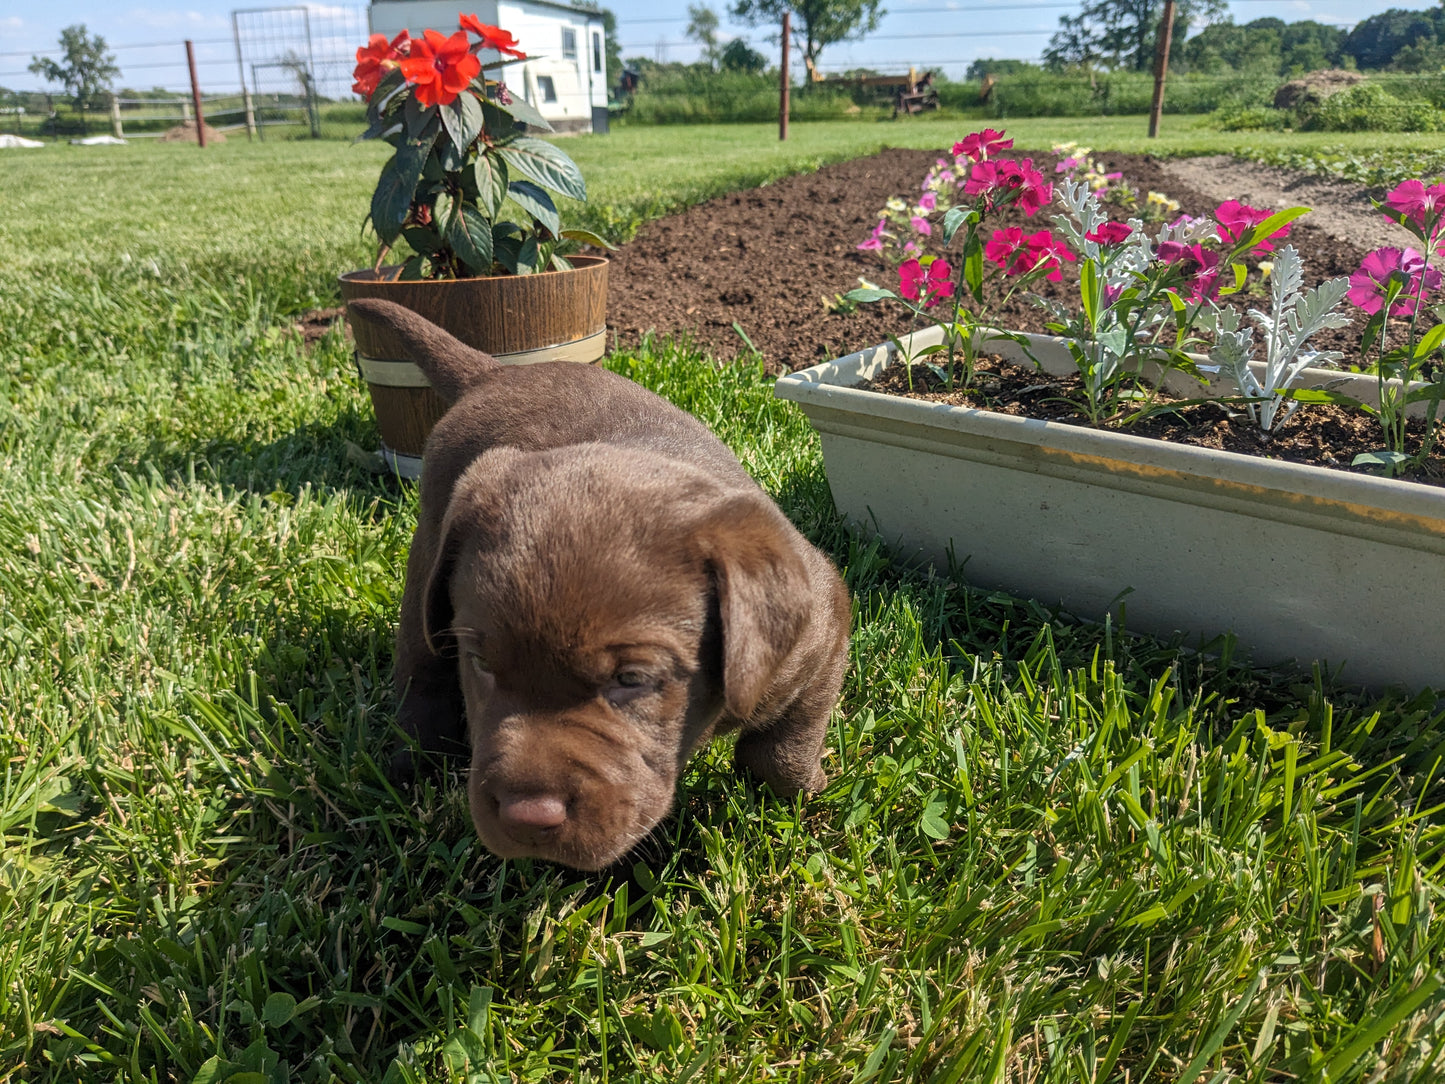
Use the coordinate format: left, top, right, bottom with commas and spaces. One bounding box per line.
69, 135, 127, 145
0, 134, 44, 148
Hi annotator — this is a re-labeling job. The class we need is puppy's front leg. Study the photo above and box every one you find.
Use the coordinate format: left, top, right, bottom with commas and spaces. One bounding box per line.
733, 703, 831, 797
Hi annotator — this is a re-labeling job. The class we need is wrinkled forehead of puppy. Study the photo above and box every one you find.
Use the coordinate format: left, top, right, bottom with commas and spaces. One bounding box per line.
431, 444, 733, 673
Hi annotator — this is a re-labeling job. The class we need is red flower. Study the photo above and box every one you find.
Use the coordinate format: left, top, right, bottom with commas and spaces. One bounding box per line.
952, 128, 1012, 163
353, 31, 408, 98
1084, 222, 1132, 246
399, 29, 482, 108
1215, 200, 1289, 255
899, 258, 955, 307
459, 14, 528, 58
984, 227, 1028, 273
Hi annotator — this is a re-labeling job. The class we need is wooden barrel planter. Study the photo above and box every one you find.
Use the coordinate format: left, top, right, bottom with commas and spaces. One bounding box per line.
339, 255, 609, 476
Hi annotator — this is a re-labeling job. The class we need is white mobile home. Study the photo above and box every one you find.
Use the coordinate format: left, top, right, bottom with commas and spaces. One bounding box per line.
369, 0, 609, 133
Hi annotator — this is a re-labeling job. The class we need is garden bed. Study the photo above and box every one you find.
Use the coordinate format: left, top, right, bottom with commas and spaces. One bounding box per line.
604, 146, 1394, 370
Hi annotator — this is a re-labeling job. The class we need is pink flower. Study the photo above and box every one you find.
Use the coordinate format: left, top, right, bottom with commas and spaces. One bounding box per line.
910, 215, 932, 236
1055, 157, 1080, 173
984, 228, 1075, 282
1215, 200, 1290, 255
1159, 242, 1222, 302
1085, 222, 1133, 246
984, 227, 1027, 273
856, 218, 887, 253
918, 191, 937, 211
898, 258, 955, 307
964, 158, 1051, 217
1348, 247, 1442, 315
1020, 229, 1076, 282
1385, 179, 1445, 235
953, 128, 1013, 163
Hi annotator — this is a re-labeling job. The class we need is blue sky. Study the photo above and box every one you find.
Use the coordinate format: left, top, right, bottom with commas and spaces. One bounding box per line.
1, 0, 1437, 93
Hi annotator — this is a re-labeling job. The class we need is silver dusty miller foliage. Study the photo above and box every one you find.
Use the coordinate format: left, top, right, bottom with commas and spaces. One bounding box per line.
1207, 244, 1352, 432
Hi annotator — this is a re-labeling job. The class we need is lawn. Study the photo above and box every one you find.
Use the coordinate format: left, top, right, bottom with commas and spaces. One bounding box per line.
2, 121, 1444, 1082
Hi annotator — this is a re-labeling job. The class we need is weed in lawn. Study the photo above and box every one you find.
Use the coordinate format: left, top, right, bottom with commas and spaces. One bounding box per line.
3, 131, 1444, 1082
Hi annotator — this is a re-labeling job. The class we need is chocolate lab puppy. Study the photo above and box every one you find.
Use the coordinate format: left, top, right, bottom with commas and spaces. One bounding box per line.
347, 300, 851, 871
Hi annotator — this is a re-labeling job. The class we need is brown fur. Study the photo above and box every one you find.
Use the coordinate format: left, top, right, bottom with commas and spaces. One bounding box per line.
348, 299, 851, 870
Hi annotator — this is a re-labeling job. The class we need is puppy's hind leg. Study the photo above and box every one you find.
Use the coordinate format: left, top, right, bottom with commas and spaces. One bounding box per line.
733, 703, 832, 798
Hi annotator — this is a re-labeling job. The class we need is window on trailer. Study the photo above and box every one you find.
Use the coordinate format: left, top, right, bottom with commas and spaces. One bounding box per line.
592, 31, 602, 72
562, 27, 578, 60
536, 75, 557, 102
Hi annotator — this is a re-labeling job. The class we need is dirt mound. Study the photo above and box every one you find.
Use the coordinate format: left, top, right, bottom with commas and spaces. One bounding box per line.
162, 121, 226, 144
1273, 69, 1365, 111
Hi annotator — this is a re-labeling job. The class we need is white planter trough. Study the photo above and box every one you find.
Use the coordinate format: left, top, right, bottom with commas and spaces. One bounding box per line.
775, 327, 1445, 691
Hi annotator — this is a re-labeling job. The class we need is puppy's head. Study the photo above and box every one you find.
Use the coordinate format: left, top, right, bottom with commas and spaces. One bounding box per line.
424, 445, 812, 870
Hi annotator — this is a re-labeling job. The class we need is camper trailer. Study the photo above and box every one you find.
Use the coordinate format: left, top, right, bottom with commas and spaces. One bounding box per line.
369, 0, 609, 133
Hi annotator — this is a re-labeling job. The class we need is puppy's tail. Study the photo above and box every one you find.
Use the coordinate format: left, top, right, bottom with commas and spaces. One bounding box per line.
346, 298, 499, 405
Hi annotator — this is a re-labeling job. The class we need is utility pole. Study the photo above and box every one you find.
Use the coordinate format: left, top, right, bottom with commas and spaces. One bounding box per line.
1147, 0, 1175, 138
779, 11, 790, 141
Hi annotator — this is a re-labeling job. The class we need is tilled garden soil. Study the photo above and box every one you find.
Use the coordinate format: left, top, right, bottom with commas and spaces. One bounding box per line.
605, 146, 1384, 371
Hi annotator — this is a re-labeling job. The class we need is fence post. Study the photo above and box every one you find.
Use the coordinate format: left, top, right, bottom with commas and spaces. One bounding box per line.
1148, 0, 1176, 138
186, 39, 206, 148
110, 95, 123, 139
779, 11, 790, 141
243, 88, 257, 140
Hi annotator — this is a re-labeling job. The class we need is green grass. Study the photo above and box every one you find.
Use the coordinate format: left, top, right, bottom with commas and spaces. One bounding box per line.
3, 123, 1445, 1082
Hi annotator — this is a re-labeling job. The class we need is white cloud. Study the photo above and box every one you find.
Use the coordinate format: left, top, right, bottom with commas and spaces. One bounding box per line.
121, 7, 230, 32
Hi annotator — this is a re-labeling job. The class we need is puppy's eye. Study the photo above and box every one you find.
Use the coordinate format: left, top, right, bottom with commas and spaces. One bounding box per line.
469, 654, 491, 679
605, 670, 656, 706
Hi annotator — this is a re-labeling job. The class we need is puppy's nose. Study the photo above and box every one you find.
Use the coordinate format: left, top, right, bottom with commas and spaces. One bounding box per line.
498, 793, 568, 832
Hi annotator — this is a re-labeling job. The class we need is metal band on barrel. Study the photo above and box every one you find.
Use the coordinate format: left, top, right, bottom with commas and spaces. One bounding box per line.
356, 329, 607, 387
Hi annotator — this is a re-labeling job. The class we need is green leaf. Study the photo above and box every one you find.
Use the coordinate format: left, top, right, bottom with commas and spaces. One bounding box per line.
447, 205, 495, 274
440, 91, 485, 150
507, 180, 560, 236
919, 792, 950, 840
403, 95, 432, 139
467, 986, 493, 1036
842, 287, 895, 303
432, 191, 455, 237
261, 992, 296, 1029
369, 121, 438, 245
1414, 323, 1445, 358
963, 234, 983, 303
1245, 206, 1309, 249
471, 152, 509, 218
401, 225, 439, 255
1352, 450, 1409, 470
497, 136, 587, 202
941, 206, 970, 247
497, 92, 555, 132
550, 252, 573, 271
1080, 258, 1099, 329
515, 235, 541, 274
560, 227, 615, 250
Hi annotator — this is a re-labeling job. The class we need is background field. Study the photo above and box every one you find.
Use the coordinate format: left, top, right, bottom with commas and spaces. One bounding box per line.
3, 121, 1444, 1082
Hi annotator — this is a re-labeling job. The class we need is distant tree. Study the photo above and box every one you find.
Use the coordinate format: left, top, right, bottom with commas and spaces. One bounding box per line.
1278, 21, 1346, 72
1178, 18, 1281, 73
719, 38, 770, 73
729, 0, 885, 74
965, 57, 1035, 80
1044, 0, 1226, 72
686, 4, 722, 66
27, 24, 119, 113
1343, 7, 1445, 70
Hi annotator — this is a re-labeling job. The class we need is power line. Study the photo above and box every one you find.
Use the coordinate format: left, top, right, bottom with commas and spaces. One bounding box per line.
0, 38, 233, 60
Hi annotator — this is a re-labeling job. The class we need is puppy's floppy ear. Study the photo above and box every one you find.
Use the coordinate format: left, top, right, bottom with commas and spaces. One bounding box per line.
421, 498, 471, 656
346, 298, 499, 405
694, 495, 813, 720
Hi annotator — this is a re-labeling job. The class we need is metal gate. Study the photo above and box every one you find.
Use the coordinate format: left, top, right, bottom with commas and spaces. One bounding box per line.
232, 5, 368, 138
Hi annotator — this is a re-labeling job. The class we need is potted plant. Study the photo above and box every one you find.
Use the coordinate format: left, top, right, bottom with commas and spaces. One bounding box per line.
339, 15, 611, 476
776, 133, 1445, 690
